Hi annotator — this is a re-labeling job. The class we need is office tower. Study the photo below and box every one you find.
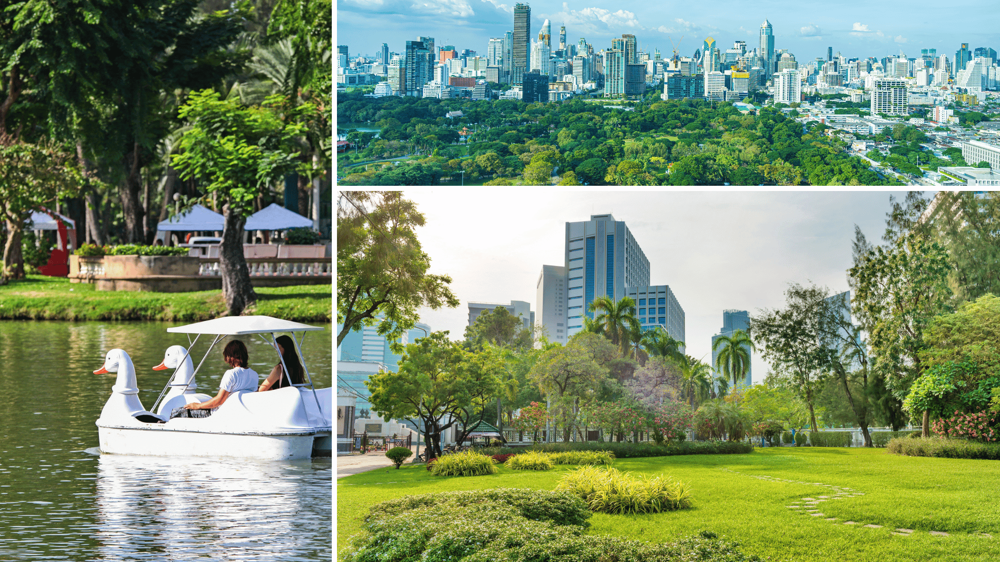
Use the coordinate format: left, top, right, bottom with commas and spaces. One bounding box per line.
603, 49, 626, 96
775, 68, 801, 103
562, 214, 650, 337
539, 19, 551, 48
532, 40, 551, 75
573, 55, 590, 83
536, 265, 568, 345
730, 69, 750, 97
625, 62, 645, 96
662, 74, 705, 99
974, 47, 998, 64
337, 321, 431, 409
629, 286, 685, 345
380, 43, 388, 65
702, 37, 718, 72
488, 37, 504, 66
777, 52, 797, 72
513, 3, 531, 84
439, 47, 456, 63
559, 25, 567, 51
502, 31, 514, 83
956, 43, 971, 72
622, 34, 637, 64
870, 78, 908, 116
705, 70, 725, 100
522, 71, 549, 102
936, 54, 951, 78
956, 57, 990, 90
827, 46, 832, 61
387, 63, 406, 96
760, 20, 774, 76
404, 40, 431, 96
712, 310, 752, 390
338, 45, 348, 59
961, 141, 1000, 171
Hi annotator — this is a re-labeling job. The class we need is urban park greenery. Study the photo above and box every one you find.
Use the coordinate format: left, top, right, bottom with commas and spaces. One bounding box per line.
337, 94, 903, 186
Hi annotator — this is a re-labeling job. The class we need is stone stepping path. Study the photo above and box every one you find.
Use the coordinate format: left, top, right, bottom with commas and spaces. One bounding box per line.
722, 469, 992, 540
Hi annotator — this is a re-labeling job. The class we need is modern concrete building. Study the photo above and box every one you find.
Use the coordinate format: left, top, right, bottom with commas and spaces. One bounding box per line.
775, 69, 801, 104
404, 40, 431, 96
513, 3, 531, 84
628, 285, 685, 346
522, 71, 549, 103
712, 310, 752, 391
961, 140, 1000, 171
468, 300, 534, 332
336, 320, 431, 410
535, 265, 568, 345
662, 74, 705, 100
870, 78, 908, 116
759, 20, 775, 76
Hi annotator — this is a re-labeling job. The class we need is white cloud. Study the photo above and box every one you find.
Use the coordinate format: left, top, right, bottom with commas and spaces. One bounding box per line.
800, 24, 822, 37
547, 3, 643, 35
480, 0, 511, 13
344, 0, 385, 6
849, 22, 871, 37
411, 0, 474, 17
894, 35, 908, 43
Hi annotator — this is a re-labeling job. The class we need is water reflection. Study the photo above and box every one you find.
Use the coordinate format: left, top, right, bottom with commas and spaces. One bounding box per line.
95, 455, 332, 561
0, 321, 332, 561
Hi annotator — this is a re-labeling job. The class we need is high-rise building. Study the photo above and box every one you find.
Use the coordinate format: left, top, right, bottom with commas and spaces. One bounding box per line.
712, 310, 752, 390
955, 57, 990, 90
661, 73, 705, 99
573, 55, 590, 84
775, 68, 801, 103
974, 47, 998, 65
488, 38, 504, 67
625, 63, 645, 96
513, 3, 531, 84
404, 40, 431, 96
702, 37, 718, 73
870, 78, 908, 116
559, 25, 567, 51
828, 46, 832, 61
760, 20, 775, 77
380, 43, 389, 65
603, 49, 626, 97
705, 70, 726, 100
956, 43, 972, 73
777, 52, 797, 72
539, 19, 551, 48
387, 63, 406, 96
502, 31, 514, 84
522, 70, 549, 103
337, 321, 431, 409
536, 265, 568, 345
338, 45, 349, 59
628, 285, 685, 346
531, 40, 551, 75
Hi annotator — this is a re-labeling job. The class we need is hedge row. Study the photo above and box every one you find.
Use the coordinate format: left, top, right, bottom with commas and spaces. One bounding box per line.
479, 440, 752, 459
343, 488, 762, 562
887, 437, 1000, 460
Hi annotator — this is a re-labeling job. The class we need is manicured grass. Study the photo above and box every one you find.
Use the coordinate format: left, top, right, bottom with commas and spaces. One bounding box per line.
0, 275, 331, 321
337, 448, 1000, 561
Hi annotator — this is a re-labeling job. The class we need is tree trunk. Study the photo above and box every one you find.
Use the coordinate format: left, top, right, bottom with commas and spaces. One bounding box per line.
297, 174, 310, 218
119, 146, 146, 244
922, 410, 930, 438
219, 204, 257, 316
2, 218, 25, 280
158, 167, 178, 223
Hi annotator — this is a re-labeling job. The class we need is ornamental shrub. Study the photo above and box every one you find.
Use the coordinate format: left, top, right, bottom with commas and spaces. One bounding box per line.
74, 243, 106, 257
104, 244, 189, 256
782, 431, 794, 444
506, 451, 554, 471
871, 431, 914, 447
794, 431, 808, 446
385, 446, 413, 469
887, 437, 1000, 460
284, 227, 320, 245
807, 432, 852, 447
430, 450, 497, 477
556, 466, 693, 514
481, 440, 752, 459
932, 410, 1000, 443
491, 453, 516, 464
548, 450, 615, 466
366, 488, 591, 527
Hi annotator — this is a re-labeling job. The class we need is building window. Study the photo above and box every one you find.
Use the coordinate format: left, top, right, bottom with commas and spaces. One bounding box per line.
585, 237, 595, 319
639, 317, 645, 323
659, 317, 666, 324
638, 308, 645, 315
659, 298, 666, 305
659, 307, 665, 315
606, 235, 614, 298
638, 299, 645, 306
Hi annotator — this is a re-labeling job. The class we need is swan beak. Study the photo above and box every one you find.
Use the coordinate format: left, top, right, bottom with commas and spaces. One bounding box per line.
94, 365, 110, 374
152, 361, 168, 371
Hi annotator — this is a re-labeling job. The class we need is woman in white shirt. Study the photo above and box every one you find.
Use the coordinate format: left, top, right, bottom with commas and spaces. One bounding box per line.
182, 340, 258, 413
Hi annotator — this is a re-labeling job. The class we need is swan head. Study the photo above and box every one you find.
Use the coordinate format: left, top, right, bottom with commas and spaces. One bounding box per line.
95, 349, 132, 375
153, 345, 189, 371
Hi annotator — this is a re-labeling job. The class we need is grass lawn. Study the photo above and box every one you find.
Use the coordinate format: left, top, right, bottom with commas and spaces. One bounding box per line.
0, 274, 331, 322
337, 447, 999, 561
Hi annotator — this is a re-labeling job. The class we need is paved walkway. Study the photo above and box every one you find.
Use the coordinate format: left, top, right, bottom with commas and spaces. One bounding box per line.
336, 445, 420, 479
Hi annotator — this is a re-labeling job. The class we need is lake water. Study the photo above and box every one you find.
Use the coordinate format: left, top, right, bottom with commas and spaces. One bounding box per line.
0, 321, 332, 561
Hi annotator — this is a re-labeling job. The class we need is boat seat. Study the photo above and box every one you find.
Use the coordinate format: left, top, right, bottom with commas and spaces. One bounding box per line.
134, 413, 166, 424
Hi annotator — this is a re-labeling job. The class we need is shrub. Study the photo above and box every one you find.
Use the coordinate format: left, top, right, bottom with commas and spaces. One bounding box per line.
284, 227, 321, 245
491, 453, 516, 464
808, 432, 852, 447
887, 437, 1000, 460
74, 243, 106, 257
557, 466, 693, 515
782, 431, 794, 444
480, 440, 752, 459
506, 451, 554, 471
344, 489, 756, 562
21, 231, 53, 269
426, 458, 436, 471
548, 450, 615, 466
932, 411, 1000, 443
871, 431, 913, 447
385, 446, 413, 469
430, 450, 497, 477
794, 431, 808, 446
105, 244, 189, 256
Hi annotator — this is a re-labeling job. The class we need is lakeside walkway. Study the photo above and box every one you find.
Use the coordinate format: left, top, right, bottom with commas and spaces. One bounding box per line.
336, 445, 420, 479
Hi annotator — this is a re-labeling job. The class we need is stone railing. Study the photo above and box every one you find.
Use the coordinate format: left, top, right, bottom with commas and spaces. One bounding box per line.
197, 258, 332, 277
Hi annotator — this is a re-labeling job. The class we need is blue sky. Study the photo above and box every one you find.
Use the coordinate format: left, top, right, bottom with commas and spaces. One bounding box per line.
336, 0, 998, 63
405, 188, 917, 385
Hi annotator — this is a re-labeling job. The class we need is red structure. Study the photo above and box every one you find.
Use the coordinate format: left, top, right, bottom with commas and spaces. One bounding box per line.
36, 208, 76, 277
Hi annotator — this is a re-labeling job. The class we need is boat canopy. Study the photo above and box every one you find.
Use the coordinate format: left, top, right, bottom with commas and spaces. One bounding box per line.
167, 315, 324, 335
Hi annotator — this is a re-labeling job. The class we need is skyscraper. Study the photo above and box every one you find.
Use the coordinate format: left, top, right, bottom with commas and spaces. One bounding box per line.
502, 31, 514, 84
603, 49, 626, 97
702, 37, 718, 73
827, 46, 832, 61
522, 71, 549, 103
488, 37, 504, 67
870, 78, 908, 116
712, 310, 752, 390
775, 68, 801, 104
404, 40, 431, 96
539, 19, 551, 48
559, 25, 567, 51
380, 43, 389, 65
956, 43, 971, 73
760, 20, 774, 77
513, 3, 531, 84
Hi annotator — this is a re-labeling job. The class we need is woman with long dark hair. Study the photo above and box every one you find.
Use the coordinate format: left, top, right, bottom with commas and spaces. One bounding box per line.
258, 335, 304, 391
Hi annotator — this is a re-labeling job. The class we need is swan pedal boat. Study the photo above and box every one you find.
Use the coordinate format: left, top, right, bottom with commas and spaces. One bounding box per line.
95, 316, 332, 460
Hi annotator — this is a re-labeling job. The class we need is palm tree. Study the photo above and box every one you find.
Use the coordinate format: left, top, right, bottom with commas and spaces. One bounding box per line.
641, 328, 685, 366
679, 356, 712, 408
712, 374, 730, 399
712, 329, 754, 390
588, 295, 641, 357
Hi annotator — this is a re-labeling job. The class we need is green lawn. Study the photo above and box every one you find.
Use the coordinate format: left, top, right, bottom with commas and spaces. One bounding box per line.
337, 448, 999, 561
0, 274, 331, 321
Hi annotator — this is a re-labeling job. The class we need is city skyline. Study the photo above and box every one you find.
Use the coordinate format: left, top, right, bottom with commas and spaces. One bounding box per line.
405, 189, 913, 386
336, 0, 999, 63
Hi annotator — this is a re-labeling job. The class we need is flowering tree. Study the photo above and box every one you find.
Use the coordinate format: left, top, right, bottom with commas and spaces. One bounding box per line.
932, 411, 999, 443
650, 401, 694, 443
511, 401, 548, 442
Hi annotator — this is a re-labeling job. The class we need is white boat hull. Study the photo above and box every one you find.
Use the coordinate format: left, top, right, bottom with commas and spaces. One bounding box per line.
98, 424, 318, 460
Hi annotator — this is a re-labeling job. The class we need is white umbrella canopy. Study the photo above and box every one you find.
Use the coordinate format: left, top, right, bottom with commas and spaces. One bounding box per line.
27, 210, 75, 230
157, 204, 225, 232
167, 315, 324, 335
245, 203, 313, 231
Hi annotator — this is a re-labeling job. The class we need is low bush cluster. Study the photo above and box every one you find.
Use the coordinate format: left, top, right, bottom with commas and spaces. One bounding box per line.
781, 431, 794, 444
343, 488, 759, 562
548, 450, 615, 466
887, 437, 1000, 460
871, 431, 919, 448
491, 453, 516, 464
932, 411, 1000, 443
479, 440, 752, 459
807, 432, 852, 447
506, 451, 554, 471
793, 432, 808, 447
430, 451, 496, 477
556, 466, 693, 515
75, 244, 189, 257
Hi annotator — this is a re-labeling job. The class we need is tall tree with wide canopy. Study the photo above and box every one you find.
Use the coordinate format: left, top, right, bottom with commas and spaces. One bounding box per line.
588, 295, 641, 357
337, 191, 459, 350
678, 355, 713, 408
712, 329, 754, 390
529, 333, 611, 442
640, 328, 685, 366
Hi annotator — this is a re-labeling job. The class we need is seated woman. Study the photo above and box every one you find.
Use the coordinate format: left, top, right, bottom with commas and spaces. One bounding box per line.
258, 335, 304, 392
175, 340, 258, 417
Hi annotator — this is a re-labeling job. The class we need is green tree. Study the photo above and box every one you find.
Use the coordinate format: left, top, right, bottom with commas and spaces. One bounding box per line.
588, 295, 641, 357
712, 329, 754, 391
366, 331, 502, 458
678, 356, 712, 408
171, 90, 305, 314
337, 191, 459, 350
529, 333, 611, 441
930, 192, 1000, 302
464, 306, 532, 350
522, 161, 553, 185
640, 327, 685, 366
